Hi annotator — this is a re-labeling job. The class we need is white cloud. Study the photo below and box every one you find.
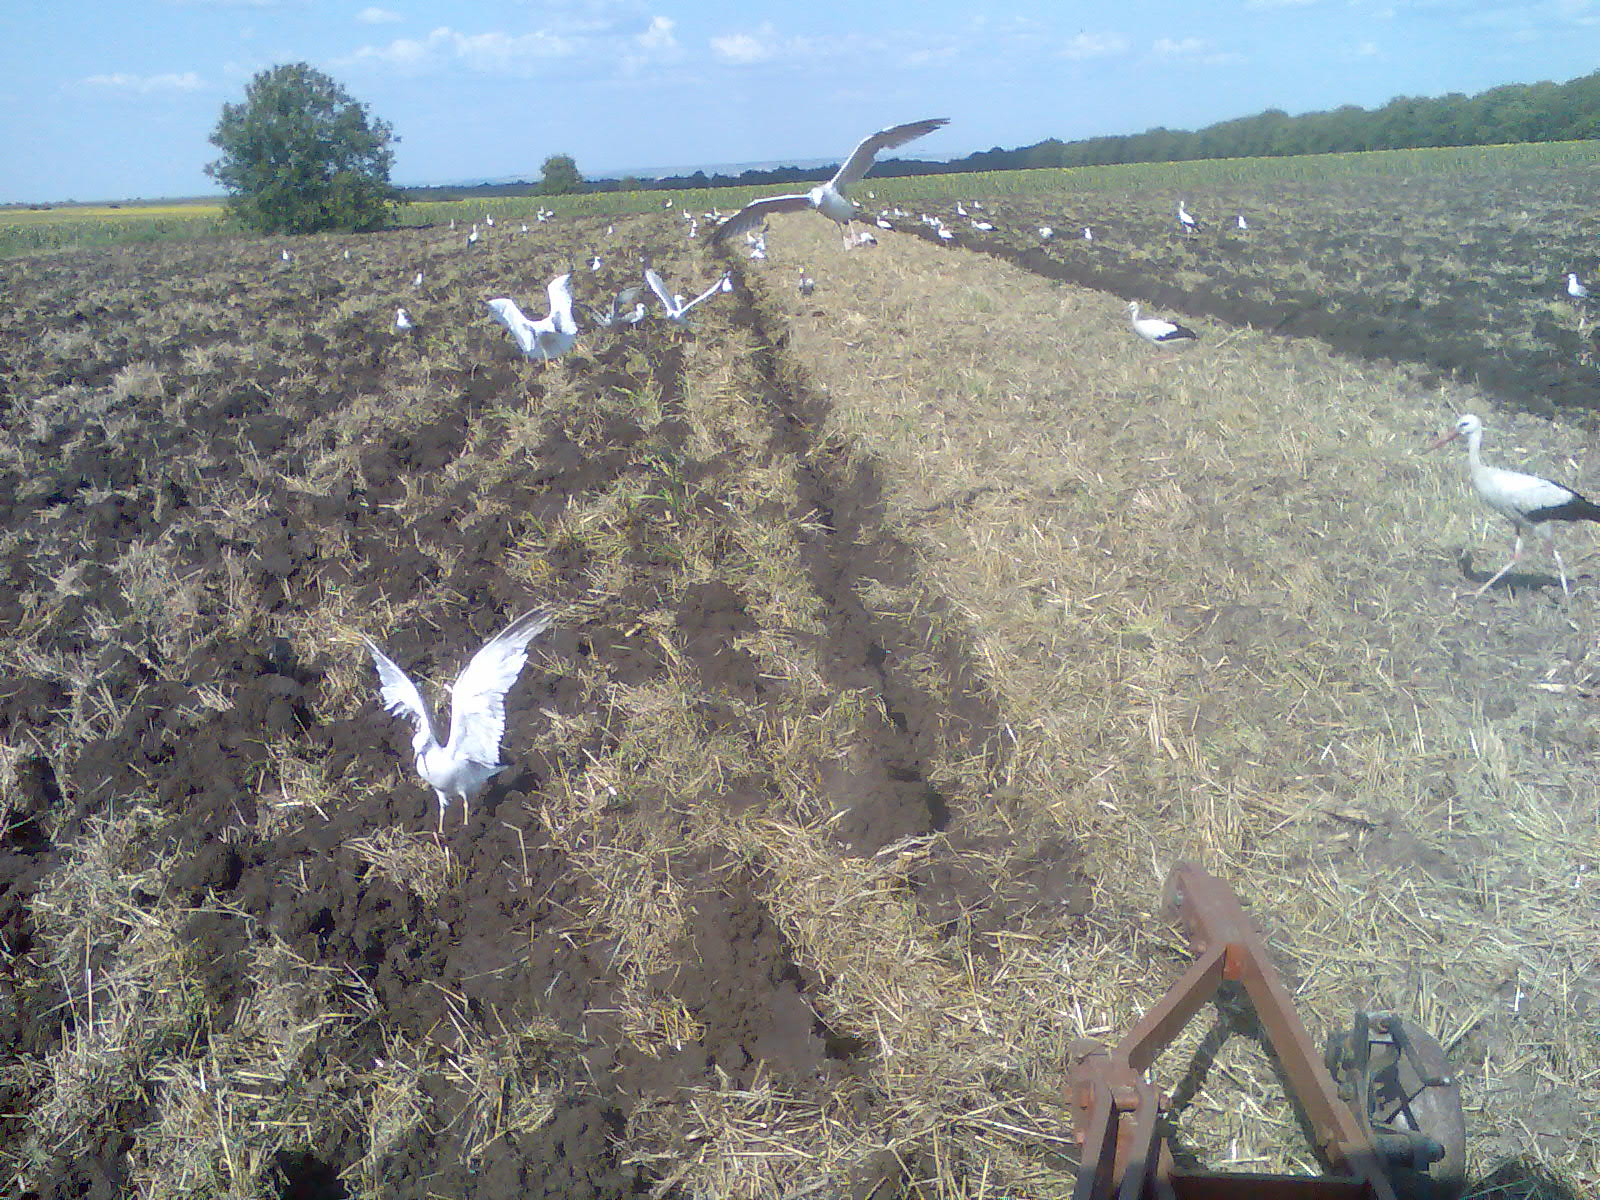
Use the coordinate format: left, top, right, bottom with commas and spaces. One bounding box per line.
635, 14, 676, 51
1060, 31, 1129, 60
82, 71, 205, 93
356, 6, 402, 23
1150, 36, 1245, 64
710, 25, 775, 65
342, 26, 576, 74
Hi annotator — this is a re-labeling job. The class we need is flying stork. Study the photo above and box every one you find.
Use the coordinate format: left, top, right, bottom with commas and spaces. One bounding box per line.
712, 118, 949, 247
1427, 412, 1600, 596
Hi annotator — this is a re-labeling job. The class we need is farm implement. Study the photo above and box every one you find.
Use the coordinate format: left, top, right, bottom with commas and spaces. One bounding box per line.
1066, 863, 1465, 1200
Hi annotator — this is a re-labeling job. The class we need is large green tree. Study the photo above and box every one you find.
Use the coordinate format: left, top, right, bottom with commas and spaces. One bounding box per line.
539, 154, 584, 196
207, 63, 403, 234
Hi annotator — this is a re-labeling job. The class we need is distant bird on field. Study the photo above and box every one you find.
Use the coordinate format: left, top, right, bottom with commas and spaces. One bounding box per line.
1039, 225, 1054, 240
1566, 273, 1590, 301
343, 248, 351, 260
586, 285, 647, 329
412, 271, 425, 289
798, 269, 815, 296
1083, 226, 1094, 241
971, 219, 995, 232
394, 307, 414, 334
1177, 200, 1199, 235
485, 273, 579, 361
1236, 213, 1249, 232
1427, 412, 1600, 596
1126, 301, 1198, 345
712, 118, 949, 247
484, 214, 494, 227
589, 255, 603, 271
849, 228, 877, 248
876, 216, 894, 231
747, 229, 768, 260
936, 224, 955, 243
467, 225, 480, 247
363, 611, 553, 832
281, 249, 293, 263
646, 268, 733, 324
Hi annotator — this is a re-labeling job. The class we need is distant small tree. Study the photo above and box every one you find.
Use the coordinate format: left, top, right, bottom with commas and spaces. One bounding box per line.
539, 154, 584, 196
206, 63, 403, 234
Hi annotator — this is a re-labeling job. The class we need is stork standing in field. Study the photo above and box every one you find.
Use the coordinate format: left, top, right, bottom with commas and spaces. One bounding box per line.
1428, 413, 1600, 596
1566, 273, 1590, 301
1126, 301, 1198, 345
712, 118, 949, 247
363, 611, 553, 832
1177, 200, 1198, 236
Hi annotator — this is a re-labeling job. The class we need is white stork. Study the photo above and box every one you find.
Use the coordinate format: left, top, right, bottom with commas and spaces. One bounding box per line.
1083, 226, 1094, 241
363, 611, 553, 832
1428, 413, 1600, 596
1236, 214, 1249, 231
485, 274, 579, 361
1178, 200, 1198, 235
1567, 273, 1590, 301
1038, 225, 1054, 240
1126, 302, 1198, 345
394, 307, 414, 334
712, 118, 949, 246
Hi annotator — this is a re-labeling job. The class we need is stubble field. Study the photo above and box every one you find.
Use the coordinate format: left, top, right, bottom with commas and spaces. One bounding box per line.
0, 164, 1597, 1200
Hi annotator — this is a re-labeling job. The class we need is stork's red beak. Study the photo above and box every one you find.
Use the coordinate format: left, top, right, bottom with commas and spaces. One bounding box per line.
1425, 429, 1462, 452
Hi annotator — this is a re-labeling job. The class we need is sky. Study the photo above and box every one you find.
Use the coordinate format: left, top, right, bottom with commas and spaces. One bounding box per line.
4, 1, 1598, 203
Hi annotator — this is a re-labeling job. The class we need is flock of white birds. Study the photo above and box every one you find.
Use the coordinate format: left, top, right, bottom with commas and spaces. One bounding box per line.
351, 118, 1599, 832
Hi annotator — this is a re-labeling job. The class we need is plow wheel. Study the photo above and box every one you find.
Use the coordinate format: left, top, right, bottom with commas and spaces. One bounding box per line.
1327, 1010, 1467, 1200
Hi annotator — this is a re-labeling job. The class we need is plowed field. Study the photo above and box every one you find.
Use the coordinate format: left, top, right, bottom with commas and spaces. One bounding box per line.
0, 188, 1596, 1200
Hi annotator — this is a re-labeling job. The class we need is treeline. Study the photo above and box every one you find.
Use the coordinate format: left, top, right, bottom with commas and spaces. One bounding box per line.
406, 69, 1600, 202
979, 70, 1600, 171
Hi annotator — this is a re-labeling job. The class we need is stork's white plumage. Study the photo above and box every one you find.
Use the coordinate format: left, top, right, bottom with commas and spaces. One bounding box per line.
1177, 200, 1198, 234
1567, 273, 1590, 300
1428, 413, 1600, 596
412, 271, 424, 289
1236, 214, 1248, 231
645, 268, 732, 324
712, 118, 949, 246
394, 306, 414, 333
485, 273, 579, 361
1126, 302, 1198, 345
1083, 226, 1093, 241
1038, 225, 1054, 240
364, 611, 553, 831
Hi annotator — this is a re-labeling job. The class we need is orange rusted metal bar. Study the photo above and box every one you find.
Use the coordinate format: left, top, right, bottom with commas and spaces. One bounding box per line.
1065, 863, 1403, 1200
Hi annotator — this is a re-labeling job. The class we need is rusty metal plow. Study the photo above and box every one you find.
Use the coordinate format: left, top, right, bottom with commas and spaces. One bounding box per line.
1066, 863, 1465, 1200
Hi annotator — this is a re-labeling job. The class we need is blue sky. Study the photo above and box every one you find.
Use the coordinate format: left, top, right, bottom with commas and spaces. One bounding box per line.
4, 1, 1598, 203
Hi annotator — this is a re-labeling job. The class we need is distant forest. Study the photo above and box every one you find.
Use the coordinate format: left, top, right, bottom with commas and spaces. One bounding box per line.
407, 69, 1600, 201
